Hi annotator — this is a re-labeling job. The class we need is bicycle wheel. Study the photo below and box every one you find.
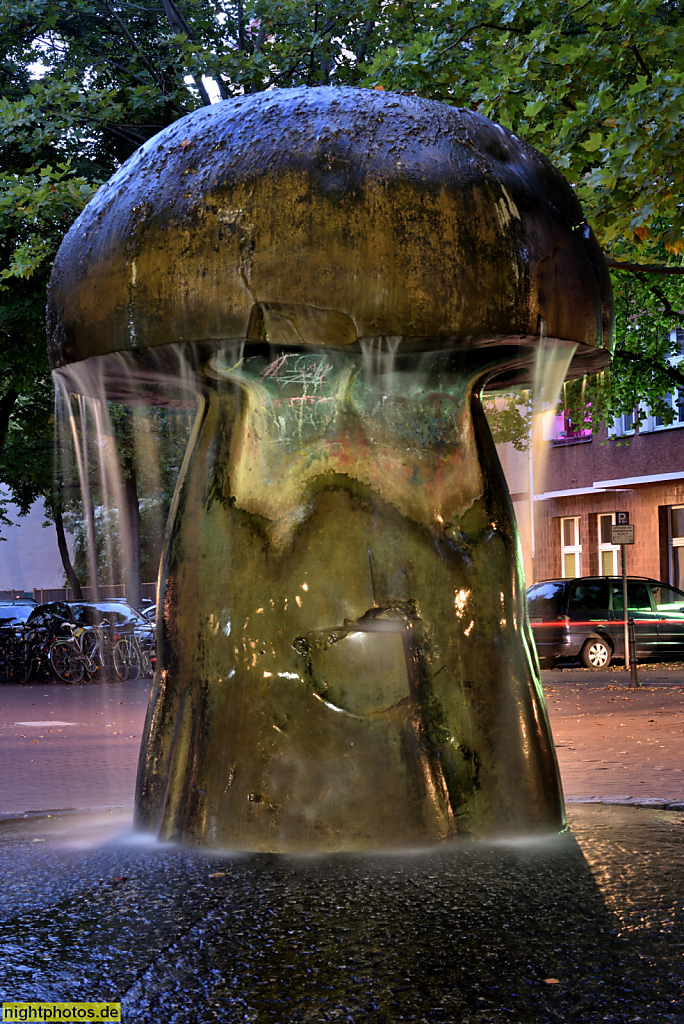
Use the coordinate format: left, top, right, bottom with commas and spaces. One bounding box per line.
50, 640, 85, 683
139, 631, 155, 678
112, 637, 141, 681
0, 636, 15, 682
81, 629, 102, 679
14, 639, 33, 684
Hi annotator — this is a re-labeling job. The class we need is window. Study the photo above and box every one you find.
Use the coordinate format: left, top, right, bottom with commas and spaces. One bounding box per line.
527, 582, 565, 619
610, 581, 653, 612
610, 330, 684, 436
560, 517, 581, 577
549, 409, 592, 446
598, 513, 619, 575
568, 580, 609, 614
671, 506, 684, 588
612, 409, 635, 437
652, 391, 684, 428
651, 583, 684, 613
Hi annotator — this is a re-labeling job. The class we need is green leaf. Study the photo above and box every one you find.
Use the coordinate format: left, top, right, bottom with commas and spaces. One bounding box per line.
581, 131, 604, 152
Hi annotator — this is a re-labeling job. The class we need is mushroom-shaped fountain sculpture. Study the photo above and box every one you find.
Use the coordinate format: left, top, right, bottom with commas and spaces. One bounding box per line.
48, 87, 613, 852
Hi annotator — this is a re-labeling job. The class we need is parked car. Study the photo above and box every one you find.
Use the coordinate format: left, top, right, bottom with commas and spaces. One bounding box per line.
526, 576, 684, 669
26, 600, 151, 639
141, 603, 156, 623
0, 600, 38, 629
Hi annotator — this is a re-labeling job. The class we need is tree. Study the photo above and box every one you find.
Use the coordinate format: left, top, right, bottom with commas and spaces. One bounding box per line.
1, 0, 683, 585
0, 0, 398, 591
361, 0, 684, 429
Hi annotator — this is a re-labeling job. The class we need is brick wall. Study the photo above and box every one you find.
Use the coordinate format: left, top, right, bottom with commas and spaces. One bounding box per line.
534, 481, 684, 582
542, 424, 684, 493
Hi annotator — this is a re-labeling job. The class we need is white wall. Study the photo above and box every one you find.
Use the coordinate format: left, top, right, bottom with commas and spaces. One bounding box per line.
496, 441, 534, 589
0, 488, 73, 592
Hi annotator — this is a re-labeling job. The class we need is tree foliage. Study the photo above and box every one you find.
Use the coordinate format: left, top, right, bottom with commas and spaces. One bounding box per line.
0, 0, 683, 572
365, 0, 684, 258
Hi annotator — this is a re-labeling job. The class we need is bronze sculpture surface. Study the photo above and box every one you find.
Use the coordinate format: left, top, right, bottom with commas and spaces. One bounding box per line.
48, 87, 613, 851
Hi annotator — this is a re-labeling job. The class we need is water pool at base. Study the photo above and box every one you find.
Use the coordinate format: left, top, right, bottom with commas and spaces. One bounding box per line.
0, 804, 681, 1023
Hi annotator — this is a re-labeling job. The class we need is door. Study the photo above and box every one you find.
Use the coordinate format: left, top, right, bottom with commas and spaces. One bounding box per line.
609, 580, 659, 657
566, 579, 610, 655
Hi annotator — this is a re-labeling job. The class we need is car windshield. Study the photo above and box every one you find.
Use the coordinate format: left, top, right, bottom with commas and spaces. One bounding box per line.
526, 582, 565, 617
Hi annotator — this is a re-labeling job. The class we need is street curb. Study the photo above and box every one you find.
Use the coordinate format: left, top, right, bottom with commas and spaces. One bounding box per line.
0, 805, 131, 823
566, 796, 684, 810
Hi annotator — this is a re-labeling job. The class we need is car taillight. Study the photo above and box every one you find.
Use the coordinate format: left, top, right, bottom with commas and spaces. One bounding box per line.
556, 615, 570, 623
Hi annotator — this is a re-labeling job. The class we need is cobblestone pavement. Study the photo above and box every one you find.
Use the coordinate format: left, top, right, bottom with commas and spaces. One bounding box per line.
543, 664, 684, 809
1, 668, 683, 817
0, 679, 150, 816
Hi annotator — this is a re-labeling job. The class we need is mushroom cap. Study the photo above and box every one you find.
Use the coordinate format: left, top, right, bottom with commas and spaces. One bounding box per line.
47, 86, 613, 387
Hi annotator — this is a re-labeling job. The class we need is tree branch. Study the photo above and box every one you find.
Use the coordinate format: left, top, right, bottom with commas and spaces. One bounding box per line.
161, 0, 218, 103
606, 259, 684, 276
254, 21, 266, 52
650, 282, 680, 320
614, 348, 684, 389
356, 20, 375, 64
98, 0, 164, 88
630, 44, 652, 83
236, 0, 246, 51
0, 389, 18, 457
438, 23, 493, 57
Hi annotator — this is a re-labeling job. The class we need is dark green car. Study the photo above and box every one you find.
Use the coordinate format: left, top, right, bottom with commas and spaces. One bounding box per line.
526, 576, 684, 668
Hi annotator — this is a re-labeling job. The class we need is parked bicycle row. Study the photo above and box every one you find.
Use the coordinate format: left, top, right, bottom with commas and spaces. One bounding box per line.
0, 598, 156, 684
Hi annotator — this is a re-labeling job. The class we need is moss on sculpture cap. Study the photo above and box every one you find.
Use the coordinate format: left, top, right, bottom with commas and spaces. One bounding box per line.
47, 86, 613, 377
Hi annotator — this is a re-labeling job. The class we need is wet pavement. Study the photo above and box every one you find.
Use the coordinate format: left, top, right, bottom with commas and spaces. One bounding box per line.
0, 805, 682, 1022
1, 672, 683, 1022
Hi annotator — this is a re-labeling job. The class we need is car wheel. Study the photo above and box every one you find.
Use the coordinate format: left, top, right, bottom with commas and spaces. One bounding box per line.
580, 638, 612, 669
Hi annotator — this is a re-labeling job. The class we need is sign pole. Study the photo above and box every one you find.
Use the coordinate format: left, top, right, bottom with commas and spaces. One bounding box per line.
622, 543, 629, 671
612, 513, 634, 674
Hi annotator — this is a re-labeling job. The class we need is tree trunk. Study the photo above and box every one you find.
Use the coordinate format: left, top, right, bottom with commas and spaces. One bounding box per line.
54, 508, 83, 599
122, 449, 142, 609
0, 389, 18, 456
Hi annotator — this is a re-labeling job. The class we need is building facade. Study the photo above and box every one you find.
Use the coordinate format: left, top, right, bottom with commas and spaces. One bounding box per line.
496, 350, 684, 590
0, 489, 74, 594
533, 419, 684, 584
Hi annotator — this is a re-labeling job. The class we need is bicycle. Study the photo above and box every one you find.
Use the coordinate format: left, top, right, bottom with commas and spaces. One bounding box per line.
0, 628, 18, 683
112, 626, 155, 681
49, 620, 115, 684
15, 622, 59, 683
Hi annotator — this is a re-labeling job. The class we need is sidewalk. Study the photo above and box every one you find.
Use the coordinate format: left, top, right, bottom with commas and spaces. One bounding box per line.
543, 665, 684, 810
0, 669, 682, 818
0, 680, 150, 817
